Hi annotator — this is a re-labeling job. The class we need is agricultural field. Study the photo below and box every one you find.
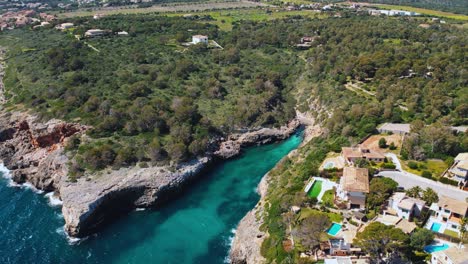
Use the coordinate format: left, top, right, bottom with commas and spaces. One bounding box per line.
57, 0, 270, 18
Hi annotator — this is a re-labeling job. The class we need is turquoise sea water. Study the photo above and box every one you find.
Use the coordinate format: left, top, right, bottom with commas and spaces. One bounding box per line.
0, 131, 302, 264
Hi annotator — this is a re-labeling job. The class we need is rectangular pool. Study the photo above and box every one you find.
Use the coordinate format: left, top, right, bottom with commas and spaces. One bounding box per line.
424, 243, 449, 253
327, 223, 342, 236
430, 222, 442, 232
307, 180, 323, 198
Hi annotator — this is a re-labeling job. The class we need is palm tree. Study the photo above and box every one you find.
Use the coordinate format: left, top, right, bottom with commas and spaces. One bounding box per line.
460, 217, 468, 242
405, 186, 422, 198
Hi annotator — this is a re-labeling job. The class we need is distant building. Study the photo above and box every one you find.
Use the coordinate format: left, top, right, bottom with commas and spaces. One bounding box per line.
117, 31, 129, 36
425, 195, 468, 237
368, 9, 420, 16
336, 167, 369, 209
387, 192, 425, 220
56, 22, 74, 30
192, 35, 208, 44
85, 29, 106, 37
377, 123, 411, 135
341, 146, 385, 165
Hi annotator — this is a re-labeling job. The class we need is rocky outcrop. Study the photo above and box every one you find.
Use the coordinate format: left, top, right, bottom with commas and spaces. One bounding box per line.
61, 157, 210, 237
0, 111, 87, 191
215, 119, 300, 159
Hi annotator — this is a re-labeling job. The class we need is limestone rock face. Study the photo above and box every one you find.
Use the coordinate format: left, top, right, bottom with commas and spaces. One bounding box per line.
215, 119, 300, 159
0, 111, 87, 191
60, 157, 210, 237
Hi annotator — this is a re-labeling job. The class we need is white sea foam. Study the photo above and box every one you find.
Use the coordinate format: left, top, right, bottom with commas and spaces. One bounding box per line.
0, 163, 46, 193
21, 182, 44, 194
223, 228, 237, 263
45, 192, 63, 206
56, 226, 86, 245
135, 208, 146, 212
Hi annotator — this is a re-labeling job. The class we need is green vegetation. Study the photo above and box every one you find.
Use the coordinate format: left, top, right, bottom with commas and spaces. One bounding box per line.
354, 222, 409, 261
321, 189, 334, 208
410, 228, 434, 251
403, 159, 449, 178
366, 177, 398, 212
444, 229, 460, 238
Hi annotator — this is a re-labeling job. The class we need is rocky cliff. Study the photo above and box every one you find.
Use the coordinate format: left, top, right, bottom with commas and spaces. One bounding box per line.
0, 108, 300, 238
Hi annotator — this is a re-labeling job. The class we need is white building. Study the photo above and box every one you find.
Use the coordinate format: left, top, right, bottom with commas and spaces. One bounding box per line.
55, 22, 74, 30
431, 245, 468, 264
425, 195, 468, 237
192, 35, 208, 44
388, 192, 425, 220
336, 167, 369, 209
85, 29, 106, 37
447, 153, 468, 186
368, 9, 420, 16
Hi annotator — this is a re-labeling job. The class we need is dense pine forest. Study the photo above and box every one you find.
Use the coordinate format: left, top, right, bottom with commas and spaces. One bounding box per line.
1, 13, 466, 176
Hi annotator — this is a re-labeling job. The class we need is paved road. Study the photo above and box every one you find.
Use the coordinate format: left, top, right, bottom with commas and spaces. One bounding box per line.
380, 153, 468, 201
377, 170, 468, 202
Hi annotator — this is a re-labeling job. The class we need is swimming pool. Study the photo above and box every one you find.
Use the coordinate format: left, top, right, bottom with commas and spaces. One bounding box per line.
307, 180, 323, 198
324, 162, 335, 169
424, 243, 449, 253
327, 223, 342, 236
430, 222, 442, 232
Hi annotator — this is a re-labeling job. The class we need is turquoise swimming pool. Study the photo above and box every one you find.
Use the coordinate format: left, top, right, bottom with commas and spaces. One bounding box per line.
430, 222, 442, 232
327, 223, 342, 236
424, 243, 449, 253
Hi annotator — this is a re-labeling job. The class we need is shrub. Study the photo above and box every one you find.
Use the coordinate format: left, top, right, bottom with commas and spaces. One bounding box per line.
389, 142, 397, 150
408, 161, 418, 170
381, 163, 396, 169
378, 138, 387, 148
421, 171, 432, 179
438, 177, 458, 186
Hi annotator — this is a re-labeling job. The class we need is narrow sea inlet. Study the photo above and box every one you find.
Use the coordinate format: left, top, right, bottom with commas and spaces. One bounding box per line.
0, 131, 302, 264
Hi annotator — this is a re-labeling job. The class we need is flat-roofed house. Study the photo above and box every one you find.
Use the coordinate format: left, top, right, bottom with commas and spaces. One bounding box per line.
192, 35, 208, 44
425, 195, 468, 236
341, 146, 385, 165
388, 192, 426, 220
336, 167, 369, 209
377, 123, 411, 135
85, 29, 106, 37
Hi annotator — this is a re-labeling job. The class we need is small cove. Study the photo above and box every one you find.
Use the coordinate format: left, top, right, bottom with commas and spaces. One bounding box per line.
0, 130, 302, 264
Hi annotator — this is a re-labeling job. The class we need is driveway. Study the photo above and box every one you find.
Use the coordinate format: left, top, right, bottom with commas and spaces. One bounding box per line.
377, 170, 468, 202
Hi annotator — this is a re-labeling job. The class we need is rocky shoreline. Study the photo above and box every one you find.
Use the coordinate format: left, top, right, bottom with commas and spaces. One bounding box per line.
0, 109, 300, 238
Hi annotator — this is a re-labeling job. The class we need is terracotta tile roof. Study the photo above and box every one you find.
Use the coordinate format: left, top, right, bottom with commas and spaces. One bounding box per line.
398, 197, 425, 210
341, 146, 385, 160
436, 195, 468, 216
342, 167, 369, 193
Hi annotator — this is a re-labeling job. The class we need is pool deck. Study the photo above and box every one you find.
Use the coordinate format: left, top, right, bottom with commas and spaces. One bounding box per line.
319, 156, 345, 171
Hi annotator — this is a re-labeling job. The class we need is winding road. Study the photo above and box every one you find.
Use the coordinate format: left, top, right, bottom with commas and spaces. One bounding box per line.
378, 153, 468, 202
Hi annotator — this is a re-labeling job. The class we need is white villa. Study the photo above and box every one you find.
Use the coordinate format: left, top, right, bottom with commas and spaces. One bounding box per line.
336, 167, 369, 209
425, 195, 468, 237
85, 29, 106, 37
387, 192, 425, 220
192, 35, 208, 44
431, 245, 468, 264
